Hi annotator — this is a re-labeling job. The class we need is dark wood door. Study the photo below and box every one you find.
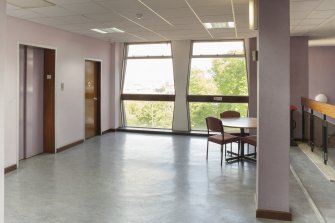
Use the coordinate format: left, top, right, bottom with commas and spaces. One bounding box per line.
43, 49, 55, 153
85, 60, 100, 139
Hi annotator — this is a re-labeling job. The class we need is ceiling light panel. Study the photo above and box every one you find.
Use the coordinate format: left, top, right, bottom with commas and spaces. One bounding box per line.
203, 22, 235, 29
7, 0, 55, 8
91, 27, 125, 34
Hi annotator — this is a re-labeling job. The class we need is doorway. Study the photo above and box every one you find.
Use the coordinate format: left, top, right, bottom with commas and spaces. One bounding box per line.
19, 45, 56, 160
85, 60, 101, 139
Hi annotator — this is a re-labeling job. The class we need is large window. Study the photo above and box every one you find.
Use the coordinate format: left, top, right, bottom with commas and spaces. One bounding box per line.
121, 43, 175, 129
188, 41, 249, 130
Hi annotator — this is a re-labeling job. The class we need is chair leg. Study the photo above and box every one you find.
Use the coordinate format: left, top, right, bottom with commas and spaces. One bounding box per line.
206, 140, 209, 160
221, 145, 223, 166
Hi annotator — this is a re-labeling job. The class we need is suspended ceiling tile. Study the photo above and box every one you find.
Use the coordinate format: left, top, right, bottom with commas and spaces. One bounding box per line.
290, 1, 321, 12
6, 3, 20, 10
57, 15, 93, 24
186, 0, 231, 7
154, 8, 195, 18
308, 10, 335, 19
60, 2, 110, 14
83, 13, 124, 22
27, 17, 68, 25
193, 6, 233, 16
300, 18, 325, 25
317, 0, 335, 10
291, 11, 310, 19
7, 9, 43, 19
30, 5, 76, 17
7, 0, 54, 8
95, 0, 145, 12
141, 0, 187, 9
47, 0, 91, 5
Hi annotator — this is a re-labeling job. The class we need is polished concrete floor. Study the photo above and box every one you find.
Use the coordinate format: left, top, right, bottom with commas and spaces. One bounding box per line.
5, 133, 323, 222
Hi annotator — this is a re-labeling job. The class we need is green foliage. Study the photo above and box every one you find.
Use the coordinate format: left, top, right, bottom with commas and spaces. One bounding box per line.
124, 101, 173, 129
189, 58, 249, 130
124, 57, 248, 130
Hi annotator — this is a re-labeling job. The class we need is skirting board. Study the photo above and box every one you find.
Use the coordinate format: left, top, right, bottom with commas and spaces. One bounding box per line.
4, 164, 17, 174
256, 209, 292, 221
101, 129, 116, 135
57, 139, 84, 153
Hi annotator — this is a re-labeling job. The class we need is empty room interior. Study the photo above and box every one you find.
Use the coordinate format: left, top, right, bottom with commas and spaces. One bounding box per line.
1, 0, 335, 222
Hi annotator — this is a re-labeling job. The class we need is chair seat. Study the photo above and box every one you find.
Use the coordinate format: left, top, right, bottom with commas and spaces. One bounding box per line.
242, 135, 257, 146
208, 133, 239, 144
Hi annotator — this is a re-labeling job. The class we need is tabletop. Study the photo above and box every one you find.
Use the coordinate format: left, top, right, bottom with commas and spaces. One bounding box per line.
221, 117, 257, 129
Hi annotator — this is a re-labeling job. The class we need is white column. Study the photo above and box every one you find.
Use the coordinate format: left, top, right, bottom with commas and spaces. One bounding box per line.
110, 43, 124, 129
0, 0, 6, 221
257, 0, 291, 220
246, 38, 257, 119
172, 40, 191, 132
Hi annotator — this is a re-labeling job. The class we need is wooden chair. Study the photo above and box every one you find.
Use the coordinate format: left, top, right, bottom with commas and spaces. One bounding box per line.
241, 135, 257, 159
220, 111, 244, 157
205, 117, 240, 166
219, 111, 241, 136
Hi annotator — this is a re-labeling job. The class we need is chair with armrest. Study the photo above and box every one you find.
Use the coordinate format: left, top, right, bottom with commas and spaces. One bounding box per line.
205, 117, 240, 166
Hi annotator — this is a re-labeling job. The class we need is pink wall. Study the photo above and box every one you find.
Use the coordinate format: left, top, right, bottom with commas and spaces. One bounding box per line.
5, 16, 113, 167
0, 0, 6, 220
290, 37, 309, 139
309, 46, 335, 104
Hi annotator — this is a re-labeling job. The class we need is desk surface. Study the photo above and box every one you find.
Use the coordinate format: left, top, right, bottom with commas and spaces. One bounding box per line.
221, 117, 257, 129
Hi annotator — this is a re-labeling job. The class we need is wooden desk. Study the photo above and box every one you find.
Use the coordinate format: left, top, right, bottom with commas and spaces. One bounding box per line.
221, 117, 257, 162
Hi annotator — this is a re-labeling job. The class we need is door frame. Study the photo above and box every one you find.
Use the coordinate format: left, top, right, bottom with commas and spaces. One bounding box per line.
84, 59, 102, 141
16, 42, 57, 167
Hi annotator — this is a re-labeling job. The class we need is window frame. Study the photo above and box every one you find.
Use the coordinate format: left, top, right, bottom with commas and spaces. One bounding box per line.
121, 42, 176, 129
187, 40, 249, 131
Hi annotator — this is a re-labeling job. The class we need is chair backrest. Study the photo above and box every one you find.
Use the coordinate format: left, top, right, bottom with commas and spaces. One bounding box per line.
205, 117, 223, 134
220, 110, 241, 119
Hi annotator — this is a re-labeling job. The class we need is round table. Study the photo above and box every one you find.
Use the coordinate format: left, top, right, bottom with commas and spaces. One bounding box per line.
221, 117, 257, 162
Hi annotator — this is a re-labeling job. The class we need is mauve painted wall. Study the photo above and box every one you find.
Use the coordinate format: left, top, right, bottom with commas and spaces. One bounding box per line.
0, 0, 6, 220
309, 46, 335, 104
5, 16, 113, 167
290, 37, 309, 139
309, 46, 335, 146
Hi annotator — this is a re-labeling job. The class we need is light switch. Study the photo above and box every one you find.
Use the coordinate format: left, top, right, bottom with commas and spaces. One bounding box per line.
61, 83, 64, 91
47, 75, 52, 80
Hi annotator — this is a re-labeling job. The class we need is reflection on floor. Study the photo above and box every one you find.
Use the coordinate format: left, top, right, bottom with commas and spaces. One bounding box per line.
5, 133, 321, 223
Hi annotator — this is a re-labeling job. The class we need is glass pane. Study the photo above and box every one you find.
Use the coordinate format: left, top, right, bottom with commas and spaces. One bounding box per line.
189, 58, 248, 96
189, 103, 248, 131
128, 43, 172, 57
123, 101, 174, 129
123, 59, 174, 94
192, 41, 244, 55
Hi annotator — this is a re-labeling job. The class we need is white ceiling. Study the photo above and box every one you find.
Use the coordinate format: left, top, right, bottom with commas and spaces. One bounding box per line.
5, 0, 335, 44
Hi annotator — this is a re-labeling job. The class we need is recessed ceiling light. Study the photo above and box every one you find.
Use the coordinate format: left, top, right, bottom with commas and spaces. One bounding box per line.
90, 27, 125, 34
203, 22, 235, 29
7, 0, 54, 8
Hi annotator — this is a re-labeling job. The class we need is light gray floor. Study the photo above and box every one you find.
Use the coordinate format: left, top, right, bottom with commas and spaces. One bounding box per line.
5, 133, 320, 223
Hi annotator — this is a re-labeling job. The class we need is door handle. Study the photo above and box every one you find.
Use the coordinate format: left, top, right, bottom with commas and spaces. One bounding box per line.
93, 97, 98, 101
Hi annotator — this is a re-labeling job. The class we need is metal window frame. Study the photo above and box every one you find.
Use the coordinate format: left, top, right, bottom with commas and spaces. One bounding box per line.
121, 42, 176, 129
187, 40, 249, 131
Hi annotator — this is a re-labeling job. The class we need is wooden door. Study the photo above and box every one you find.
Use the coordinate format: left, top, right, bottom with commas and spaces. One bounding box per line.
44, 49, 56, 153
85, 60, 100, 139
